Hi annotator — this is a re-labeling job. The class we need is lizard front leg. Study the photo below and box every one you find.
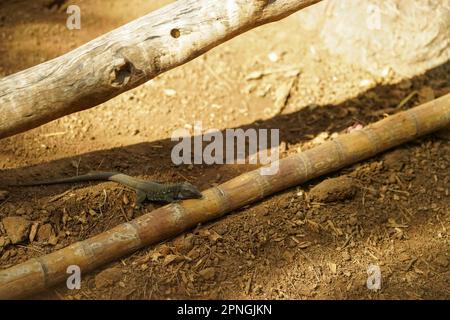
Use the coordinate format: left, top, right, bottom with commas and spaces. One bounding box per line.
135, 189, 148, 209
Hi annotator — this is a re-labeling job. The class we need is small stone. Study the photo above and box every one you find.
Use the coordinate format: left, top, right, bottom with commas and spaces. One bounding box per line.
388, 173, 397, 184
2, 216, 31, 244
383, 149, 408, 171
15, 208, 26, 216
0, 190, 9, 201
199, 267, 216, 280
434, 254, 448, 268
163, 88, 176, 97
163, 254, 182, 266
48, 234, 58, 246
342, 251, 351, 261
29, 223, 39, 242
418, 86, 435, 103
268, 52, 279, 62
37, 224, 54, 242
95, 267, 123, 288
398, 79, 412, 90
212, 224, 228, 236
309, 176, 356, 203
173, 235, 194, 255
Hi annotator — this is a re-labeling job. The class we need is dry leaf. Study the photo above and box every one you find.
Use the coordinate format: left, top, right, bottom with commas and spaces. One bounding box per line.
163, 254, 182, 266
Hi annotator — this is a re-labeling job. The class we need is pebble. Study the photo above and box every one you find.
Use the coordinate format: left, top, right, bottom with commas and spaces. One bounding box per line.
95, 267, 123, 289
2, 216, 31, 244
15, 208, 26, 216
383, 149, 408, 171
37, 223, 54, 242
0, 190, 9, 201
29, 223, 39, 242
434, 254, 448, 268
199, 267, 216, 280
309, 176, 356, 203
173, 235, 194, 255
341, 251, 351, 261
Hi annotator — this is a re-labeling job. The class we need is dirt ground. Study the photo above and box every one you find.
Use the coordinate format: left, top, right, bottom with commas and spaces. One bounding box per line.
0, 0, 449, 300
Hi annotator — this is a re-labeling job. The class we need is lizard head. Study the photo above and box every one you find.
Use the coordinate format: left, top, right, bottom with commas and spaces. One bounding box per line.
175, 182, 203, 200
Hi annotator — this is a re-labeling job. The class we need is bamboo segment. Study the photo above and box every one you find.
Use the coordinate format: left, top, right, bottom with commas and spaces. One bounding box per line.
0, 94, 449, 299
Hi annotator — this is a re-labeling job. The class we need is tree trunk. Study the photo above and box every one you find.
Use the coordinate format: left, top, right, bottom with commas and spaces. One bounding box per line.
0, 0, 321, 139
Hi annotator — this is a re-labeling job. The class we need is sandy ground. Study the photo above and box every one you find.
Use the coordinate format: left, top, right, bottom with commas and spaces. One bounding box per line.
0, 0, 449, 299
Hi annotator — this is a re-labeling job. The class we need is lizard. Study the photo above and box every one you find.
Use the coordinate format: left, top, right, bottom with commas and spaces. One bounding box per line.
12, 171, 202, 208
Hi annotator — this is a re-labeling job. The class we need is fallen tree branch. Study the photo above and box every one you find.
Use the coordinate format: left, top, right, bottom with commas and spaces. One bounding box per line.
0, 0, 321, 139
1, 93, 449, 299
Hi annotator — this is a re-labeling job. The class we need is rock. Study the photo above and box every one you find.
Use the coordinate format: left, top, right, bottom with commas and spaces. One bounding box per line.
162, 254, 183, 266
95, 267, 123, 289
0, 190, 9, 201
0, 237, 6, 248
2, 216, 31, 244
37, 224, 54, 242
418, 86, 435, 103
212, 224, 228, 236
297, 0, 450, 78
434, 254, 448, 268
15, 208, 26, 216
254, 206, 269, 216
341, 251, 351, 261
309, 176, 356, 203
383, 149, 409, 171
199, 267, 216, 281
173, 235, 194, 255
29, 223, 39, 242
48, 234, 58, 246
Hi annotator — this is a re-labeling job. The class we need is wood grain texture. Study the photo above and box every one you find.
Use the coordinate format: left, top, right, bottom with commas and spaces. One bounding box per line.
1, 93, 448, 299
0, 0, 321, 139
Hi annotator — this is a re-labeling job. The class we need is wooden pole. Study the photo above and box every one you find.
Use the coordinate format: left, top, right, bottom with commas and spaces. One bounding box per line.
0, 0, 321, 139
0, 93, 449, 299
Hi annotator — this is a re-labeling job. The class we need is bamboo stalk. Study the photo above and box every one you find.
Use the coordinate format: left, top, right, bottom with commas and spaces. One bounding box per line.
0, 94, 449, 299
0, 0, 321, 139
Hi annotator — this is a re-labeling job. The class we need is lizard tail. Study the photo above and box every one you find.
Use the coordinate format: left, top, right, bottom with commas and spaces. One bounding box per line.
11, 171, 119, 186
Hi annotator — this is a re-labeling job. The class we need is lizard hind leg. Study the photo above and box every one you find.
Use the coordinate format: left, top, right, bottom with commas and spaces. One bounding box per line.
135, 189, 148, 209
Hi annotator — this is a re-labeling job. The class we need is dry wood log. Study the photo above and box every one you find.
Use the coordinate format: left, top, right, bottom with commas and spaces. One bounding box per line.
0, 93, 449, 299
0, 0, 321, 139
